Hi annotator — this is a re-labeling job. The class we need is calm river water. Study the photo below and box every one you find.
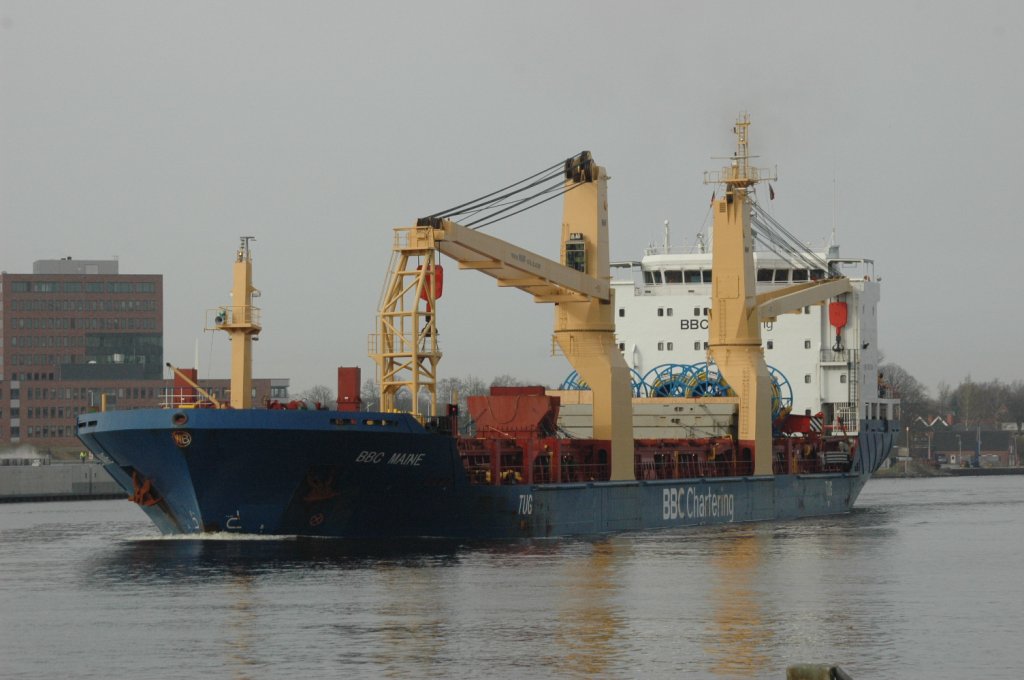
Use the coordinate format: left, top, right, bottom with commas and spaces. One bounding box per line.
1, 476, 1022, 679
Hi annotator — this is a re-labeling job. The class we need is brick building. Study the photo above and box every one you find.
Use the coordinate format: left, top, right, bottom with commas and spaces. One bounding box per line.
0, 258, 288, 451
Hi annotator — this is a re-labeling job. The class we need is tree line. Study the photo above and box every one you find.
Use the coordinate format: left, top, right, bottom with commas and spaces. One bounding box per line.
880, 364, 1024, 431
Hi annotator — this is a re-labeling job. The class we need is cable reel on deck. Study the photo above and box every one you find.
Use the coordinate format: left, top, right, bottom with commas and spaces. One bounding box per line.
767, 364, 793, 421
683, 362, 732, 398
559, 369, 647, 397
642, 363, 696, 397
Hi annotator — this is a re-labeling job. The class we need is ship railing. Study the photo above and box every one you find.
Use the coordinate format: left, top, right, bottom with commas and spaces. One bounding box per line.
772, 450, 852, 475
205, 305, 261, 330
819, 348, 858, 365
159, 389, 218, 409
635, 455, 753, 480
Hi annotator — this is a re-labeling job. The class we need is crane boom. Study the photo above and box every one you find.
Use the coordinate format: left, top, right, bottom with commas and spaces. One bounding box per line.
755, 277, 853, 321
416, 218, 609, 303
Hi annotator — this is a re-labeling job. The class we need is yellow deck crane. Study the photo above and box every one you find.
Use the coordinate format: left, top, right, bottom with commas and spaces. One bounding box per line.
371, 152, 636, 481
705, 115, 853, 475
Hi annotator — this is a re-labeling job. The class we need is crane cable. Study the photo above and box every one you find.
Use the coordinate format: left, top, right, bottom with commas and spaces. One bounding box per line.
419, 152, 591, 231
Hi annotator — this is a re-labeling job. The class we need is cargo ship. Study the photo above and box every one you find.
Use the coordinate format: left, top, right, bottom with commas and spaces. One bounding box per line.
77, 116, 899, 538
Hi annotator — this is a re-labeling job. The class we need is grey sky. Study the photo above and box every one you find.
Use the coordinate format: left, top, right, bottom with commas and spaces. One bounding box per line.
2, 1, 1021, 396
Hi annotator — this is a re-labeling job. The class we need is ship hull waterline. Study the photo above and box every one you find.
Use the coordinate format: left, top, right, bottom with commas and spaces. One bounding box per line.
78, 408, 896, 539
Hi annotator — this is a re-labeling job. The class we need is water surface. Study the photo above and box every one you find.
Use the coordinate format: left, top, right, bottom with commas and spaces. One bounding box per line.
2, 476, 1021, 678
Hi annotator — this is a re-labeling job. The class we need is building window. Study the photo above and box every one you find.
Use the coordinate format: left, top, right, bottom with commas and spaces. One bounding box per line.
805, 374, 812, 383
666, 308, 673, 317
657, 308, 664, 317
657, 342, 664, 351
693, 307, 700, 316
766, 341, 774, 350
666, 342, 674, 351
694, 342, 701, 350
703, 342, 709, 350
804, 340, 811, 349
840, 374, 847, 383
617, 343, 625, 351
618, 308, 625, 317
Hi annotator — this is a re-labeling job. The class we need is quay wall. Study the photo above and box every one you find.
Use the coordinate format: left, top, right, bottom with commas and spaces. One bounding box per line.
0, 462, 125, 501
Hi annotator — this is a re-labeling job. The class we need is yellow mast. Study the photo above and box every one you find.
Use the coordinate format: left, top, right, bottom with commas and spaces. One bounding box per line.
704, 115, 777, 476
210, 236, 262, 409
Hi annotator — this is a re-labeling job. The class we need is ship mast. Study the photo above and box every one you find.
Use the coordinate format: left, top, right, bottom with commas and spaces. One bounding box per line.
210, 236, 262, 409
704, 115, 777, 476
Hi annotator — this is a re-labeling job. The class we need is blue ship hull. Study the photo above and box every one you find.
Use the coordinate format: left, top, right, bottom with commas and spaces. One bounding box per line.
77, 408, 896, 538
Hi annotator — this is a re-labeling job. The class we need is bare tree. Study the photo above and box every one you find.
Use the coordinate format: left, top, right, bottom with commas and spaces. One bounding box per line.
950, 379, 1010, 428
1008, 381, 1024, 432
294, 385, 335, 408
490, 374, 526, 387
360, 379, 380, 411
880, 363, 933, 425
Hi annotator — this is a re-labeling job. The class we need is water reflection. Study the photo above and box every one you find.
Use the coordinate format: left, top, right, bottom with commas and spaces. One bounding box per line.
704, 531, 772, 677
551, 539, 629, 677
85, 536, 467, 586
370, 558, 450, 674
224, 572, 259, 680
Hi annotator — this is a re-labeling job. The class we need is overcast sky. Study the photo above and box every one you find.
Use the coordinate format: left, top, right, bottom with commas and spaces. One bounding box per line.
2, 1, 1021, 396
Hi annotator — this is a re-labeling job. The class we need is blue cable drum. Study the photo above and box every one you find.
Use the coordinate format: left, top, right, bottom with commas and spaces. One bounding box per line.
558, 370, 588, 391
767, 365, 793, 420
559, 369, 647, 397
643, 364, 696, 397
683, 362, 732, 397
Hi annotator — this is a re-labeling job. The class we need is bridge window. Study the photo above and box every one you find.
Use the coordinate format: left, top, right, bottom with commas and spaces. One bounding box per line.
793, 269, 809, 282
684, 270, 702, 283
664, 270, 682, 284
773, 269, 789, 282
703, 270, 712, 283
757, 269, 773, 282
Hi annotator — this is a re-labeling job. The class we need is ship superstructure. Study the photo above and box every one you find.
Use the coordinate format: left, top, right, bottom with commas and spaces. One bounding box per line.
609, 246, 897, 438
